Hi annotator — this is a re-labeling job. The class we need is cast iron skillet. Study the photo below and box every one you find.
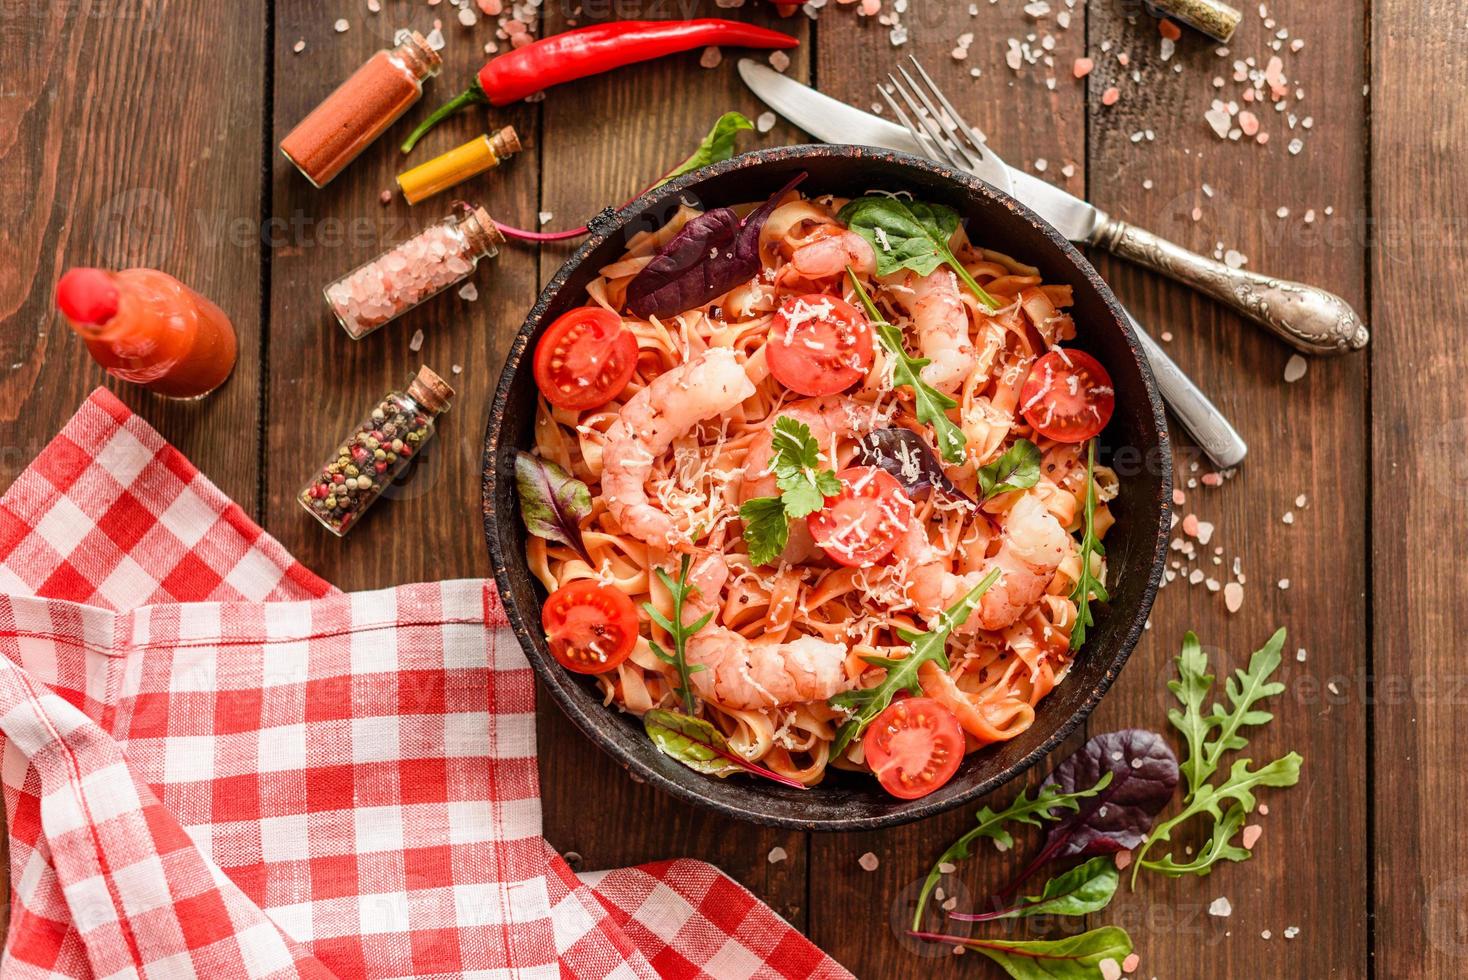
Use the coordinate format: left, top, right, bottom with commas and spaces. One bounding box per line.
483, 145, 1171, 831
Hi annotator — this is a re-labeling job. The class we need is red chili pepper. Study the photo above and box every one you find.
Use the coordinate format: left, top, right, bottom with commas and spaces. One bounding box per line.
401, 19, 798, 153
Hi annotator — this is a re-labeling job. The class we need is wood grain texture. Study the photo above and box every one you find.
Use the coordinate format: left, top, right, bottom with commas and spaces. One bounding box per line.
530, 2, 813, 929
1083, 1, 1369, 977
1370, 5, 1468, 977
810, 4, 1092, 976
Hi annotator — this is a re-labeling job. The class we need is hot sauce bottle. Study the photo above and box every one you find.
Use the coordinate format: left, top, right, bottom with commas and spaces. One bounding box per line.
55, 267, 239, 399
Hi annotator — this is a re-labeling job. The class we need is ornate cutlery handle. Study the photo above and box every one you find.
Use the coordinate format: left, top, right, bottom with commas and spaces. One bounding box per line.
1095, 218, 1369, 355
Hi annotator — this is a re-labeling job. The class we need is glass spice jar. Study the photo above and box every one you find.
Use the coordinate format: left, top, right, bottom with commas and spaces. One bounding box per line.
324, 203, 503, 339
396, 126, 522, 205
280, 30, 442, 188
299, 366, 454, 536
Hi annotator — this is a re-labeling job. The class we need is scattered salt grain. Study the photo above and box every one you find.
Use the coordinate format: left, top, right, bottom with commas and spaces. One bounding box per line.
1282, 511, 1294, 525
1295, 493, 1308, 507
700, 46, 723, 68
769, 49, 791, 72
379, 190, 392, 206
1114, 850, 1132, 870
451, 364, 462, 375
1196, 521, 1215, 545
1224, 249, 1248, 269
1161, 330, 1174, 341
1122, 953, 1141, 973
1173, 488, 1186, 506
1224, 582, 1244, 613
1262, 930, 1273, 940
334, 18, 350, 32
757, 111, 777, 133
1242, 824, 1263, 849
858, 851, 880, 871
938, 861, 957, 874
1296, 648, 1307, 662
1073, 57, 1094, 78
1034, 158, 1048, 173
458, 282, 479, 301
409, 329, 424, 352
538, 211, 553, 225
1277, 206, 1290, 218
1209, 896, 1233, 917
1099, 958, 1122, 980
1102, 87, 1120, 106
768, 846, 788, 864
293, 39, 306, 53
1259, 803, 1269, 815
1201, 472, 1223, 487
1278, 578, 1291, 590
1283, 354, 1308, 382
1284, 925, 1300, 939
458, 7, 477, 26
1288, 137, 1304, 155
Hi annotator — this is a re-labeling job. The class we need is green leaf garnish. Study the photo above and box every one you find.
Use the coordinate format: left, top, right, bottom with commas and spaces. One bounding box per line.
837, 195, 1000, 310
1132, 628, 1302, 883
643, 554, 715, 715
980, 856, 1119, 920
912, 774, 1113, 929
977, 438, 1042, 501
740, 417, 841, 566
643, 708, 807, 789
907, 926, 1133, 980
846, 268, 968, 464
514, 451, 593, 564
1068, 439, 1109, 651
829, 567, 1001, 757
658, 112, 755, 185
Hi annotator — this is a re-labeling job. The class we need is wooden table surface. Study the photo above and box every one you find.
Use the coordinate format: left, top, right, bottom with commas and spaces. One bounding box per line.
4, 1, 1463, 976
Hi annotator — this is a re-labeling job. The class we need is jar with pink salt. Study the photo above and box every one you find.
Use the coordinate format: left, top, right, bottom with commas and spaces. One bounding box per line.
323, 204, 504, 339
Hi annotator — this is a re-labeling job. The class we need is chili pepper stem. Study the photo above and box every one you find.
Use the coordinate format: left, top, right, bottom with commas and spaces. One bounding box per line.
401, 84, 489, 153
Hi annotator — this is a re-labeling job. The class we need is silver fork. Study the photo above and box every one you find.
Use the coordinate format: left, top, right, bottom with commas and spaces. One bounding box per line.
882, 57, 1248, 470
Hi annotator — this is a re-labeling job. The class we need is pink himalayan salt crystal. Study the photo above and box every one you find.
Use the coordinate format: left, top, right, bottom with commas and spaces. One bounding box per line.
326, 223, 478, 337
1123, 953, 1141, 973
1257, 131, 1270, 145
1114, 849, 1133, 870
1201, 472, 1224, 486
1181, 513, 1200, 537
860, 0, 880, 14
1099, 958, 1122, 980
477, 0, 502, 12
511, 33, 534, 49
1073, 57, 1094, 78
1242, 824, 1263, 849
1173, 488, 1186, 506
1265, 55, 1288, 98
1259, 803, 1270, 815
504, 18, 528, 35
1102, 87, 1120, 106
1117, 52, 1130, 66
1239, 110, 1260, 136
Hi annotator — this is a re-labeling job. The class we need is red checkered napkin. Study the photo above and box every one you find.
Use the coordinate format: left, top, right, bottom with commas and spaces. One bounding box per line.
0, 388, 850, 980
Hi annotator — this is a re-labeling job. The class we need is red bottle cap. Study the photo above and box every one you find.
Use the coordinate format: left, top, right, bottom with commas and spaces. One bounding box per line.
57, 268, 120, 325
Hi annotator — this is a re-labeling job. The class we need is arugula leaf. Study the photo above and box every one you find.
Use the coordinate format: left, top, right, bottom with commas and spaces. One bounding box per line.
740, 417, 842, 565
514, 451, 593, 564
1068, 439, 1109, 651
830, 567, 1001, 757
739, 496, 791, 568
837, 195, 1000, 309
977, 439, 1042, 501
952, 857, 1118, 922
643, 555, 715, 715
847, 268, 968, 464
643, 708, 807, 789
908, 926, 1133, 980
658, 111, 754, 185
912, 774, 1112, 929
1132, 629, 1302, 883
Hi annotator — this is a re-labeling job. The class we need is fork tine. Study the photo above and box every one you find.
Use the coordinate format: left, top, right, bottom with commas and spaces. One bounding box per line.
894, 63, 984, 173
905, 55, 990, 162
876, 83, 940, 160
883, 73, 967, 172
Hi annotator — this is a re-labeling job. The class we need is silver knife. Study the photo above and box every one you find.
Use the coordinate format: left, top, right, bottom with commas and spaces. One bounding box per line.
738, 61, 1364, 356
740, 60, 1248, 469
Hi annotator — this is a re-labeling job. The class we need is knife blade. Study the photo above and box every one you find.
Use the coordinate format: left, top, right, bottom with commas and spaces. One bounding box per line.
738, 60, 1109, 242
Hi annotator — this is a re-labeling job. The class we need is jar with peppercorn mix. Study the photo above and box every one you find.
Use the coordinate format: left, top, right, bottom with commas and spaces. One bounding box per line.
299, 366, 454, 536
324, 203, 504, 340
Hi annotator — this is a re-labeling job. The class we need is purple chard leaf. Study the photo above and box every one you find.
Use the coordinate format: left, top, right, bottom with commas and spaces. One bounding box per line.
626, 172, 807, 319
1000, 729, 1179, 900
514, 450, 593, 565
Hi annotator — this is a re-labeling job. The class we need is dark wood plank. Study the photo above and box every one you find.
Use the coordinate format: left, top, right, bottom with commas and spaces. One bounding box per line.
1083, 2, 1369, 977
265, 7, 540, 587
0, 0, 268, 939
532, 4, 814, 929
1370, 2, 1467, 975
810, 4, 1093, 975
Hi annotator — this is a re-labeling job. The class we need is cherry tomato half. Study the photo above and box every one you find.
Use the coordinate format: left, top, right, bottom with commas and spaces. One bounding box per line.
1018, 348, 1116, 443
766, 294, 874, 397
541, 580, 639, 674
533, 306, 639, 412
807, 466, 912, 567
864, 697, 966, 800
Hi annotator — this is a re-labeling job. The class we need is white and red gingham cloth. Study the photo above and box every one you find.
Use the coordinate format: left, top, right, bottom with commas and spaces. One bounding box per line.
0, 388, 851, 980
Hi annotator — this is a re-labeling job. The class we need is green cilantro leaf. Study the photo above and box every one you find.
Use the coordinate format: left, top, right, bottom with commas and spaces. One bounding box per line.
739, 496, 791, 568
847, 268, 968, 464
977, 438, 1042, 500
769, 415, 841, 518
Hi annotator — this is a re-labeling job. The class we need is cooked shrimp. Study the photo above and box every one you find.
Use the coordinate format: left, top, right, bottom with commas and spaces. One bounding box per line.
789, 228, 877, 279
603, 347, 756, 548
679, 553, 852, 710
894, 268, 975, 395
897, 493, 1068, 632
